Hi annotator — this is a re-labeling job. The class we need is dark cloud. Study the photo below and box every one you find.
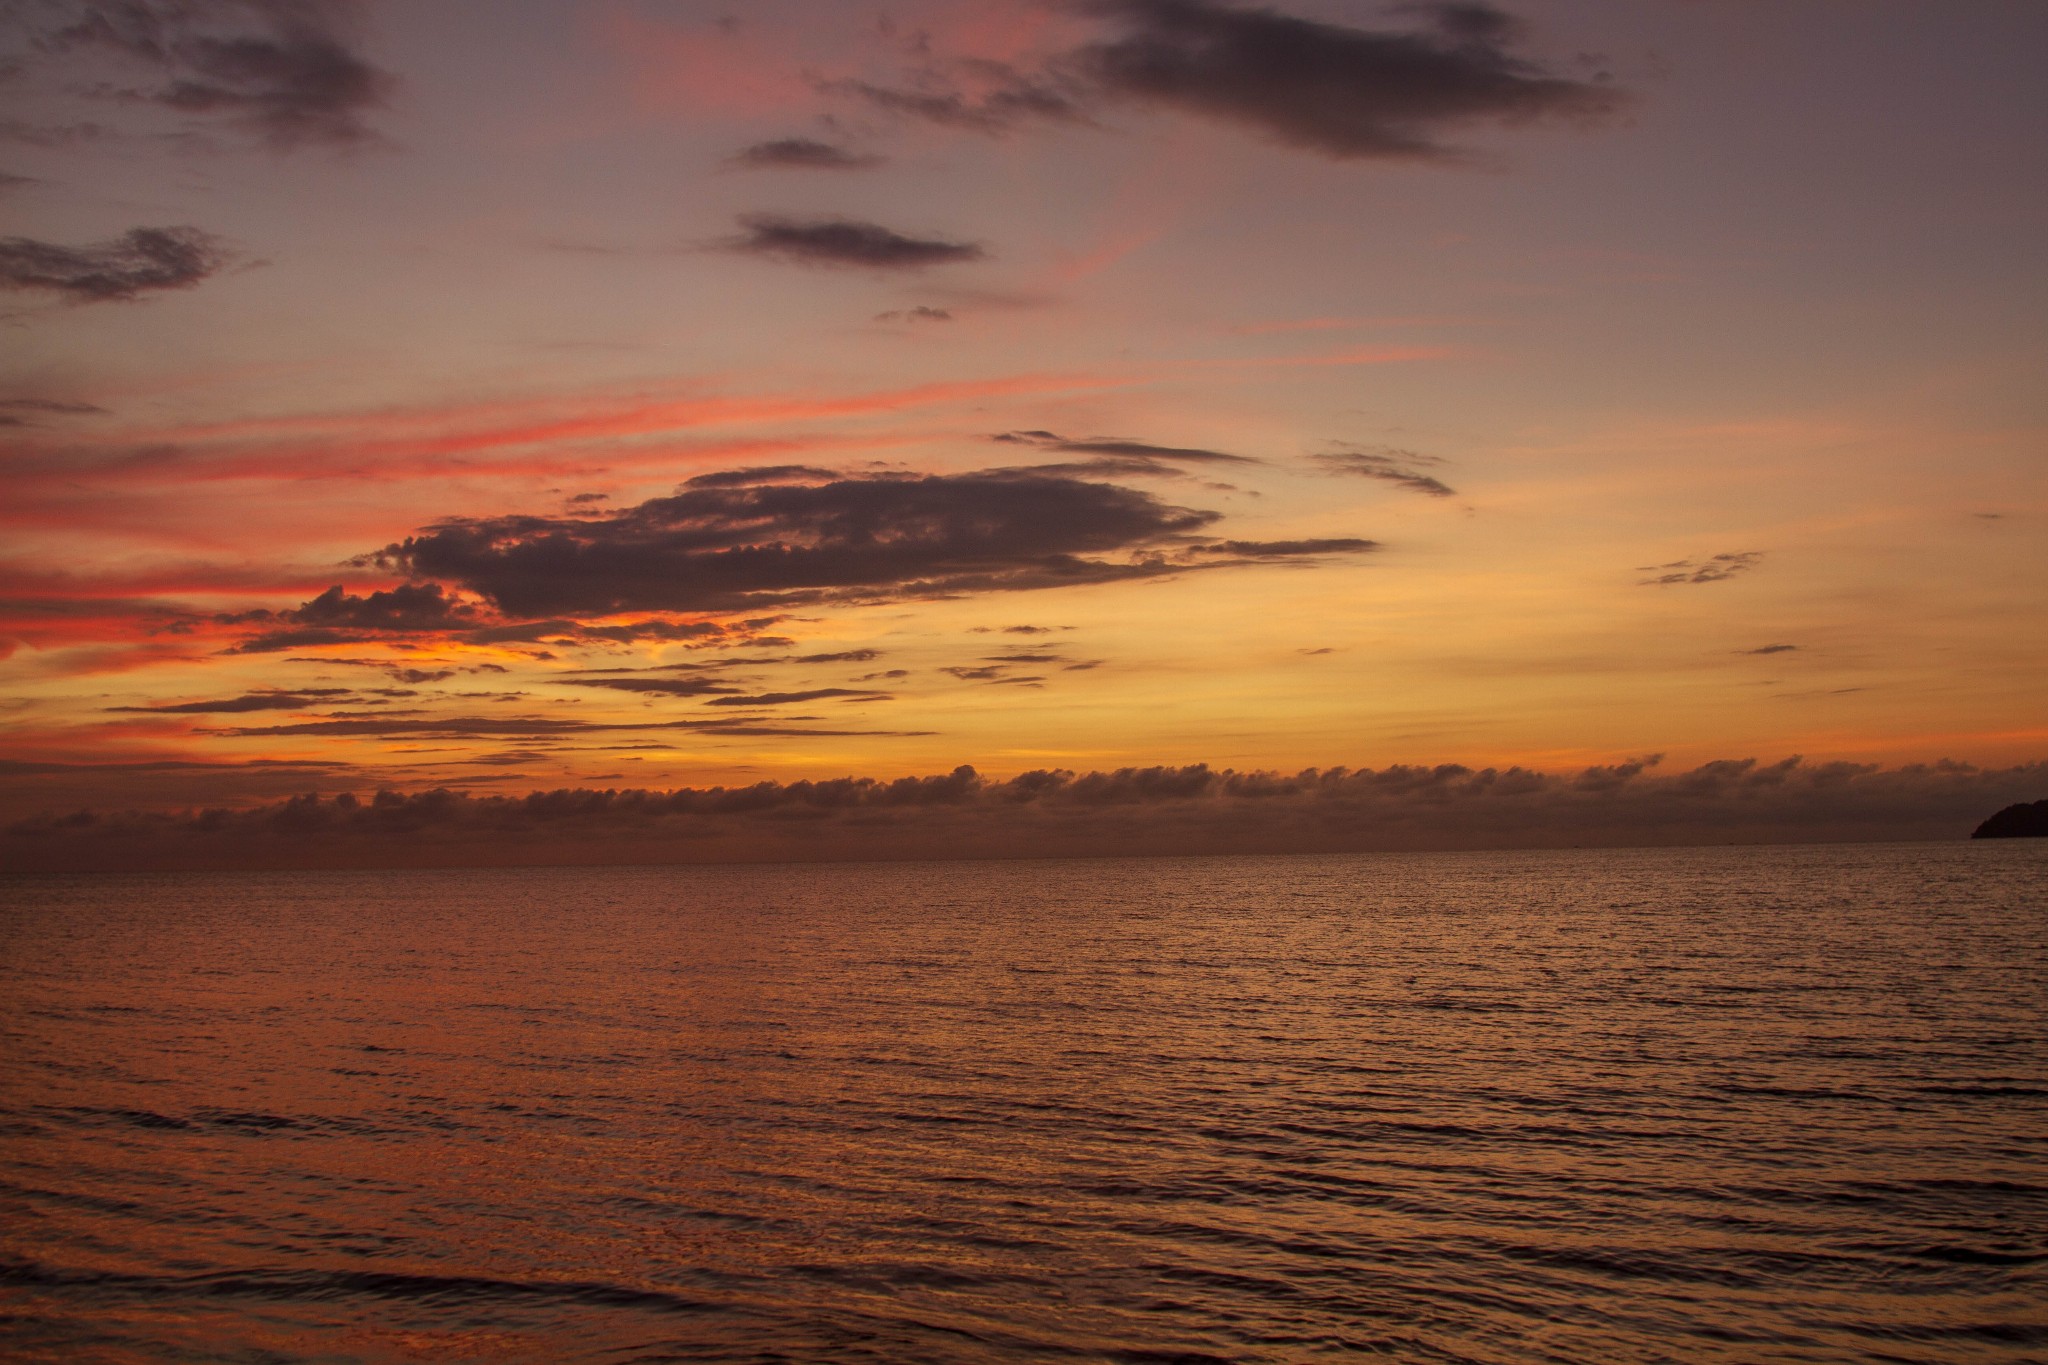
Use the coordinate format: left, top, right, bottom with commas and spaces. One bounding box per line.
0, 397, 106, 415
580, 648, 877, 671
235, 597, 780, 660
1742, 644, 1798, 656
983, 652, 1063, 663
728, 137, 883, 170
847, 0, 1620, 161
16, 756, 2044, 872
1074, 0, 1620, 158
567, 677, 744, 698
147, 25, 390, 149
0, 119, 112, 147
987, 429, 1245, 466
705, 688, 893, 707
994, 430, 1260, 479
107, 689, 352, 713
1771, 686, 1867, 701
225, 583, 478, 652
291, 583, 477, 631
1313, 447, 1456, 497
210, 714, 925, 740
874, 305, 954, 323
0, 396, 107, 426
682, 465, 839, 489
1638, 553, 1764, 586
0, 171, 37, 191
728, 214, 985, 270
833, 62, 1085, 134
369, 466, 1371, 619
558, 619, 783, 647
0, 225, 230, 302
1192, 537, 1379, 557
573, 660, 754, 676
28, 0, 394, 150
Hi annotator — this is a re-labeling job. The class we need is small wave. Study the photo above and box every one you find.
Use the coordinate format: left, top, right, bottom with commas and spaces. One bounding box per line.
0, 1260, 719, 1316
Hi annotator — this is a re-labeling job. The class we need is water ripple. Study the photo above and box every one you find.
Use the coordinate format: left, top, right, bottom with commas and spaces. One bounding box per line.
2, 840, 2043, 1362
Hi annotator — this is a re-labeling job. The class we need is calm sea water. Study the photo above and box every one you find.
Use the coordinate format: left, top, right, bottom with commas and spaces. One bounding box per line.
2, 841, 2044, 1364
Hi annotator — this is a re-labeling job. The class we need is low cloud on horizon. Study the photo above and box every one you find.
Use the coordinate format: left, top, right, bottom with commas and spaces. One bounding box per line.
6, 755, 2041, 873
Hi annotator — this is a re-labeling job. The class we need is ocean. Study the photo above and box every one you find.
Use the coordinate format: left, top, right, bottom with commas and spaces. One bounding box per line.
2, 841, 2043, 1363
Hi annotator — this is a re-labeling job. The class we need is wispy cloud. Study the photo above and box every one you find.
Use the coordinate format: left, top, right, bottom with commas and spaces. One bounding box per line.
1312, 446, 1456, 497
0, 226, 230, 303
23, 0, 395, 150
1638, 553, 1764, 586
993, 428, 1260, 478
874, 305, 955, 323
0, 397, 108, 426
106, 689, 353, 714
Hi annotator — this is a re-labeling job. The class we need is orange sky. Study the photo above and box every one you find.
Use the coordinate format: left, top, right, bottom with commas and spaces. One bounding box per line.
2, 0, 2044, 835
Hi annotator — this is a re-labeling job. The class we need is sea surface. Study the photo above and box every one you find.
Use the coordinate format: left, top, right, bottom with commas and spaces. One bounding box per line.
1, 841, 2044, 1364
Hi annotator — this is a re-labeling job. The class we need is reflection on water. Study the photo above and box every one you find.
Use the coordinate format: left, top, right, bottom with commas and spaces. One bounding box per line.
2, 841, 2044, 1362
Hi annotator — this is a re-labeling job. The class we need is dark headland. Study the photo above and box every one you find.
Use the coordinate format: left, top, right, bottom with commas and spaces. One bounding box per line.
1971, 799, 2048, 838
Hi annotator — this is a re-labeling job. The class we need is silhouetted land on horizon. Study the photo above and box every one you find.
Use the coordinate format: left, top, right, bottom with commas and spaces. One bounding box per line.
1972, 799, 2048, 838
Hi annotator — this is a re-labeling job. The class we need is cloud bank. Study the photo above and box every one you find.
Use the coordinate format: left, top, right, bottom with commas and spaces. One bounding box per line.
7, 755, 2040, 872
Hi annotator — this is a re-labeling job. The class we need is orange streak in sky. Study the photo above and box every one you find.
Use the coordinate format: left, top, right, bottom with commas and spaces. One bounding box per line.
0, 563, 350, 599
2, 347, 1455, 539
88, 371, 1127, 464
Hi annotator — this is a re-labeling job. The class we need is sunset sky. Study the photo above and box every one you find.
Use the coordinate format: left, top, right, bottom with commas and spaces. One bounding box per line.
2, 0, 2044, 844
